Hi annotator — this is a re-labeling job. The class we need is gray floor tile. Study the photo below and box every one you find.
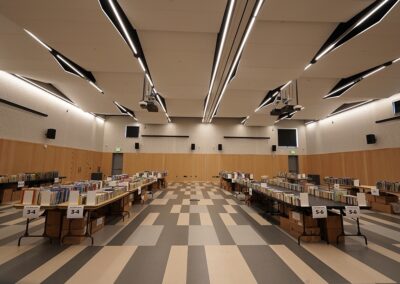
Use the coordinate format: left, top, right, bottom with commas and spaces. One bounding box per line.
123, 225, 164, 246
188, 226, 220, 245
189, 205, 209, 213
227, 225, 267, 245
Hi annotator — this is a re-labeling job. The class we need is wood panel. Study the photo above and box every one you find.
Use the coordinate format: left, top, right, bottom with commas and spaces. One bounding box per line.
0, 138, 102, 182
302, 148, 400, 185
120, 153, 289, 182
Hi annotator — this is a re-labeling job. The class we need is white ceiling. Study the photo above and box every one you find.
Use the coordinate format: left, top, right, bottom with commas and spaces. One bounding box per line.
0, 0, 399, 125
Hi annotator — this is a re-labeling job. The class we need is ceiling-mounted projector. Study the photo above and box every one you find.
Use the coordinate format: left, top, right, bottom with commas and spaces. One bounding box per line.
139, 100, 158, 112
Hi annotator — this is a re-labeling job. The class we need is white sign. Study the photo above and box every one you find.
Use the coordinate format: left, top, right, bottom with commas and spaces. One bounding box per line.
334, 183, 340, 190
106, 177, 112, 181
54, 177, 60, 183
357, 193, 367, 206
40, 191, 51, 206
138, 186, 142, 195
68, 191, 80, 205
18, 181, 25, 188
86, 191, 97, 206
23, 205, 41, 219
157, 173, 162, 179
300, 193, 310, 207
227, 174, 232, 179
353, 179, 360, 187
312, 206, 327, 218
249, 188, 252, 196
345, 206, 360, 218
371, 187, 380, 196
250, 174, 254, 180
67, 205, 84, 219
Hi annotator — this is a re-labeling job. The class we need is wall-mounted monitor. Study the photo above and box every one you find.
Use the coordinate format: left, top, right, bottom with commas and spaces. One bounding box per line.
126, 126, 139, 138
393, 100, 400, 115
278, 129, 298, 147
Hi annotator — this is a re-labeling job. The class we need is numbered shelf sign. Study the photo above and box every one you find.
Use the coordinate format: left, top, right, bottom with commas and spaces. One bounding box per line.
312, 206, 327, 219
67, 205, 84, 219
23, 205, 41, 219
345, 206, 360, 218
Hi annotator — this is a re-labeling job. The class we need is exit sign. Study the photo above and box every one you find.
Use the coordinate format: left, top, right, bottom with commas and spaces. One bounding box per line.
115, 147, 121, 152
290, 150, 296, 154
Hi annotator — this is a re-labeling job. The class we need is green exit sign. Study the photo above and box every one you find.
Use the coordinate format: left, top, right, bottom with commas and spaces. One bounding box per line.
115, 147, 121, 152
290, 150, 296, 155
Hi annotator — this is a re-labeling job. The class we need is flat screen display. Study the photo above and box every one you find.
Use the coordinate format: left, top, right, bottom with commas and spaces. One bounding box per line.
393, 100, 400, 115
126, 126, 139, 138
278, 129, 298, 147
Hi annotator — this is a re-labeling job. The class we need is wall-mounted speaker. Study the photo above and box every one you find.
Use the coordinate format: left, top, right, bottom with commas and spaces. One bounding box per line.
46, 128, 56, 139
135, 142, 140, 149
191, 143, 195, 150
366, 134, 376, 144
218, 144, 223, 151
272, 145, 277, 152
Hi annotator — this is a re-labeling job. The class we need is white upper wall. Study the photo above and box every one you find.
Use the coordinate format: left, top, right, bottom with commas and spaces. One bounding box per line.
103, 117, 307, 155
306, 93, 400, 154
0, 71, 105, 151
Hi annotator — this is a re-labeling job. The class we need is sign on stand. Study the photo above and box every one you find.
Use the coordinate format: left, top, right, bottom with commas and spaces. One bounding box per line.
249, 188, 252, 196
18, 181, 25, 188
54, 177, 60, 183
371, 187, 380, 196
67, 205, 84, 219
345, 206, 360, 218
23, 205, 41, 219
312, 206, 327, 218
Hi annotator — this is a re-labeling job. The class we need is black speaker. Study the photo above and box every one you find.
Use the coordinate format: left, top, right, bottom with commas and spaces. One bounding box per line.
46, 129, 56, 139
218, 144, 223, 151
366, 134, 376, 144
191, 143, 195, 150
272, 145, 277, 152
135, 142, 140, 149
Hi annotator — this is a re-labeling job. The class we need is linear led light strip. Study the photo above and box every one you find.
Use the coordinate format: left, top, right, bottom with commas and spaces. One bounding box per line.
208, 0, 264, 123
25, 30, 104, 94
241, 115, 250, 124
108, 0, 138, 55
305, 0, 393, 70
254, 80, 291, 112
327, 99, 374, 117
324, 81, 356, 98
114, 101, 138, 121
56, 54, 104, 94
11, 72, 103, 120
203, 0, 236, 121
156, 94, 171, 123
13, 74, 73, 105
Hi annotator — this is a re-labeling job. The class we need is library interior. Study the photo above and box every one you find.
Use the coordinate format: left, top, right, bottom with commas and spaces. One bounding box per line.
1, 0, 400, 283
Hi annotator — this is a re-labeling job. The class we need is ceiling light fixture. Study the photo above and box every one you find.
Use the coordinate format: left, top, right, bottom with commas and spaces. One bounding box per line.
304, 63, 312, 71
362, 66, 386, 79
355, 0, 390, 28
113, 101, 127, 112
209, 2, 262, 122
88, 81, 104, 93
324, 81, 356, 98
107, 0, 138, 55
203, 0, 236, 120
24, 29, 52, 52
145, 73, 154, 87
13, 74, 74, 105
241, 115, 250, 124
327, 99, 374, 117
280, 80, 292, 91
393, 57, 400, 63
315, 44, 335, 61
138, 58, 146, 72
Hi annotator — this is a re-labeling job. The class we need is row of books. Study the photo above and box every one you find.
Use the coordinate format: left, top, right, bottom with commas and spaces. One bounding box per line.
277, 172, 308, 180
137, 171, 168, 179
253, 186, 301, 206
376, 181, 400, 193
81, 186, 128, 205
0, 171, 59, 184
20, 180, 105, 206
340, 195, 358, 205
219, 171, 254, 180
324, 176, 356, 186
